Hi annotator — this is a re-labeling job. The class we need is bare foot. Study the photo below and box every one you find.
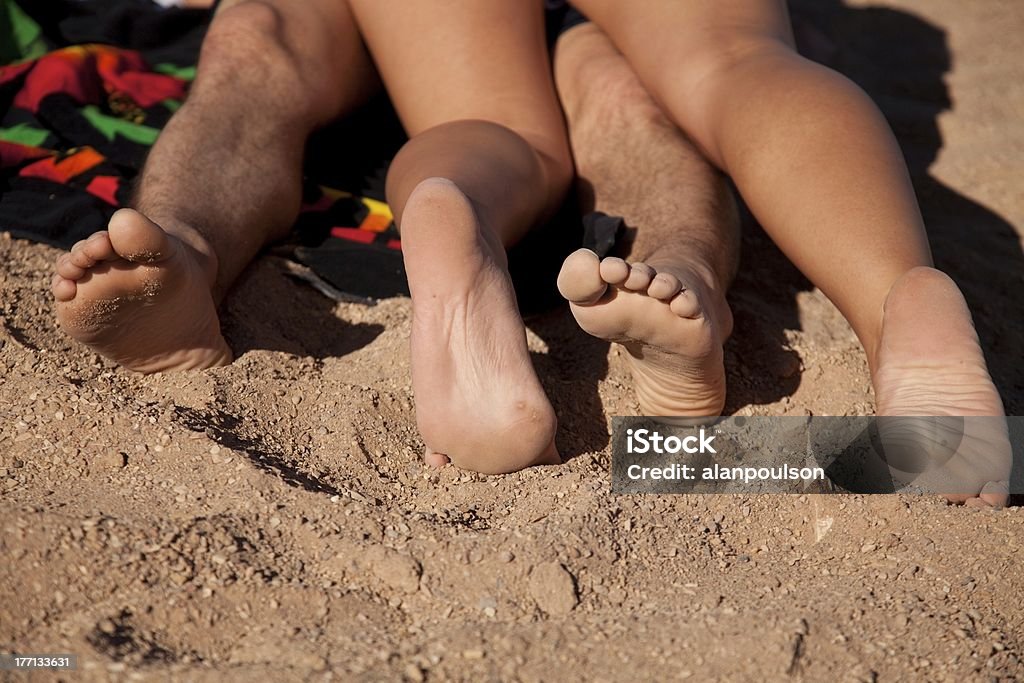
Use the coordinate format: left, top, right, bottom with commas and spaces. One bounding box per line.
400, 178, 559, 474
557, 248, 732, 419
873, 267, 1010, 507
51, 208, 232, 373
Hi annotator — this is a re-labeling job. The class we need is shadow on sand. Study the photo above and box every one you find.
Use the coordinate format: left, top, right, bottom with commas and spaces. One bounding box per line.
707, 1, 1024, 418
789, 0, 1023, 416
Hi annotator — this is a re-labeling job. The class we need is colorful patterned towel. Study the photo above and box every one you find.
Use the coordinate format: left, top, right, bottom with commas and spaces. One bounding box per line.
0, 0, 591, 307
0, 0, 412, 299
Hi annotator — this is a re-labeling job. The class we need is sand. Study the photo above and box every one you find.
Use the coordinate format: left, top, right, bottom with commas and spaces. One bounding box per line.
2, 0, 1023, 680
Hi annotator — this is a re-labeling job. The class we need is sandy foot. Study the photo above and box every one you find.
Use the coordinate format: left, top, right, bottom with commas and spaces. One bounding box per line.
400, 178, 559, 474
51, 208, 231, 373
873, 266, 1010, 507
557, 248, 731, 420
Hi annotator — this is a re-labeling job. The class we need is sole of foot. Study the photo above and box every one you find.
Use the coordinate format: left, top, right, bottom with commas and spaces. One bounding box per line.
557, 247, 731, 421
52, 208, 232, 373
400, 178, 559, 474
873, 266, 1010, 508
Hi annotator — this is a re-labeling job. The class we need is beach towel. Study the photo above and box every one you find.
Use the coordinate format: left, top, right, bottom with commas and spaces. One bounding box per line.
0, 0, 597, 308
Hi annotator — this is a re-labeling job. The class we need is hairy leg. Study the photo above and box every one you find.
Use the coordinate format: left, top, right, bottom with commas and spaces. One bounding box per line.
571, 0, 930, 355
554, 23, 739, 418
52, 0, 378, 372
573, 0, 1008, 504
347, 0, 573, 473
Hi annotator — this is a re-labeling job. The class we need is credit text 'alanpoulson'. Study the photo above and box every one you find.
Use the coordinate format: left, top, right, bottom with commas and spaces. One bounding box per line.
622, 427, 826, 484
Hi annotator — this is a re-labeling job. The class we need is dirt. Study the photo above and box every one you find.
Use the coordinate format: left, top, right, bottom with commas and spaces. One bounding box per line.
2, 0, 1023, 681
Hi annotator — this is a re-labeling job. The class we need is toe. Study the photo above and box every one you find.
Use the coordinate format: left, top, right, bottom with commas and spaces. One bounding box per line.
108, 208, 172, 263
51, 274, 77, 301
68, 236, 91, 254
669, 289, 703, 318
979, 481, 1009, 508
56, 254, 86, 280
69, 242, 98, 269
648, 272, 682, 300
80, 231, 117, 263
424, 448, 451, 468
557, 248, 608, 305
68, 252, 94, 270
599, 257, 630, 285
623, 262, 656, 291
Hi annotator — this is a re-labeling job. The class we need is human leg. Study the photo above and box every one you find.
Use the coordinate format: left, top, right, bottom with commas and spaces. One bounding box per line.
346, 0, 573, 473
553, 23, 740, 418
571, 0, 929, 356
572, 0, 1008, 504
52, 0, 378, 372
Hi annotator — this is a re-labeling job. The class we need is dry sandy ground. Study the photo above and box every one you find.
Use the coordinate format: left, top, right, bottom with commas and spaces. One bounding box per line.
2, 0, 1023, 681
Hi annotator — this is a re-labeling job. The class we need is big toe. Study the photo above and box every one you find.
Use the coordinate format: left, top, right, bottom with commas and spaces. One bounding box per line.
557, 248, 607, 305
978, 481, 1009, 507
107, 208, 172, 264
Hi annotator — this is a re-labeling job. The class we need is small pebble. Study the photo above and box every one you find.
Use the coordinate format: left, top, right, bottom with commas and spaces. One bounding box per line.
529, 562, 578, 616
404, 664, 425, 683
96, 452, 126, 469
373, 551, 422, 594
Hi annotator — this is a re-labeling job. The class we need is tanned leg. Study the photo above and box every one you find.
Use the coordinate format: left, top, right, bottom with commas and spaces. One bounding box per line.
52, 0, 378, 372
570, 0, 1009, 505
347, 0, 573, 473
